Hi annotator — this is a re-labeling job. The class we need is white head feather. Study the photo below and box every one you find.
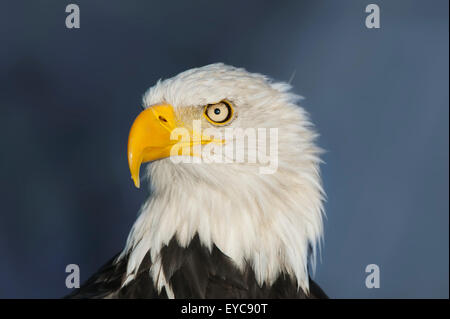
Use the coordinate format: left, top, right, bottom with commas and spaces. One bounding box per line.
119, 63, 325, 295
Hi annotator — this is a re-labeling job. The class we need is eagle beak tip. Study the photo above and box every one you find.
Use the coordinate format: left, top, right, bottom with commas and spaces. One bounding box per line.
132, 176, 140, 189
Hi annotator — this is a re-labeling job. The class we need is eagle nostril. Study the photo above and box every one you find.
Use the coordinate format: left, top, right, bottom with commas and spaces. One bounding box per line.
158, 116, 168, 123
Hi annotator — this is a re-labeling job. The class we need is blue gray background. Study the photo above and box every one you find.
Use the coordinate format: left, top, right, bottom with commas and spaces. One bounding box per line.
0, 0, 448, 298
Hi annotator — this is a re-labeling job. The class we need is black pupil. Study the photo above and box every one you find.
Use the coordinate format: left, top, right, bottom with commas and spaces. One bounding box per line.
214, 108, 221, 115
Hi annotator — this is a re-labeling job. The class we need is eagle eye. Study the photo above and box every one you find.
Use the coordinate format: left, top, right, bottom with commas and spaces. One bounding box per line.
203, 100, 234, 125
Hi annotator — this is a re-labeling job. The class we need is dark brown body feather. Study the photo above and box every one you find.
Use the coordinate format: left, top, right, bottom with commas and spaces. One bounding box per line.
65, 235, 327, 299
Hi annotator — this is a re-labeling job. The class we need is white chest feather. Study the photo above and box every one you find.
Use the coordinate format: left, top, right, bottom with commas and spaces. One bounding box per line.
119, 152, 324, 294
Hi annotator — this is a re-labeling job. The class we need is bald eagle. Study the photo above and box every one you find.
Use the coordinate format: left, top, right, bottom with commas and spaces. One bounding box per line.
66, 64, 327, 299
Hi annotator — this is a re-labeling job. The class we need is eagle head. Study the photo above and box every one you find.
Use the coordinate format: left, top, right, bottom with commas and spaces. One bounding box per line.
122, 63, 325, 294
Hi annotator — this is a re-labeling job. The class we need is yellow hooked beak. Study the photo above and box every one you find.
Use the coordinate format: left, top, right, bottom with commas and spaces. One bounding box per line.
128, 105, 178, 188
127, 104, 221, 188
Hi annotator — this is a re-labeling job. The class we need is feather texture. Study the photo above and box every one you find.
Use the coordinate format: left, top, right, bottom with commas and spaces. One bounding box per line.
66, 235, 327, 299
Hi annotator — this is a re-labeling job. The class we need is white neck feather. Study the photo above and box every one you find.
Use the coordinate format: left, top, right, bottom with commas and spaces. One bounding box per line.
119, 138, 324, 294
